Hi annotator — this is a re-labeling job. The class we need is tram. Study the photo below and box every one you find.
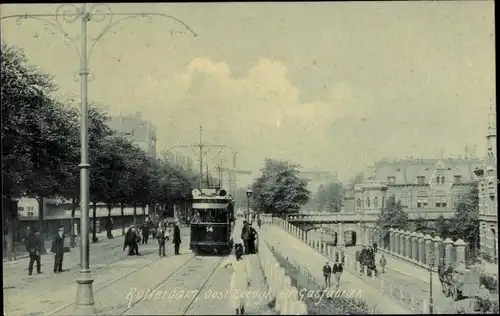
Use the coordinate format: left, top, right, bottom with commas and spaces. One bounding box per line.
189, 188, 235, 255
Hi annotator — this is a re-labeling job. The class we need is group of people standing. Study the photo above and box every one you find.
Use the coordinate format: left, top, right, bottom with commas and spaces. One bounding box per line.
123, 217, 182, 257
356, 245, 378, 276
240, 220, 258, 255
24, 225, 66, 276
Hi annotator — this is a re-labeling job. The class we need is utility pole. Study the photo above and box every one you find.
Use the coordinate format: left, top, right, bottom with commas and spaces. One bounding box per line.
199, 125, 203, 190
164, 126, 238, 191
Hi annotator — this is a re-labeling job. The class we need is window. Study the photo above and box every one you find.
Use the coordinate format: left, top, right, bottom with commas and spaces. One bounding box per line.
416, 191, 429, 208
400, 196, 409, 208
417, 176, 426, 185
387, 176, 395, 184
27, 207, 34, 213
17, 207, 24, 214
454, 175, 462, 183
28, 212, 34, 217
356, 198, 362, 208
441, 176, 445, 183
436, 176, 440, 184
381, 197, 385, 208
374, 197, 379, 208
366, 197, 371, 208
435, 196, 448, 208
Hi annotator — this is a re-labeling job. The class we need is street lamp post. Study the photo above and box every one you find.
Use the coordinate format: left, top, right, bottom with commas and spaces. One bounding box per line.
246, 188, 253, 223
1, 4, 196, 314
428, 253, 435, 314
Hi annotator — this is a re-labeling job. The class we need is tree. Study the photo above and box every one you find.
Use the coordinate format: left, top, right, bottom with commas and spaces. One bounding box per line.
1, 43, 61, 259
376, 195, 409, 243
250, 158, 310, 215
413, 215, 430, 233
434, 215, 451, 238
449, 186, 480, 254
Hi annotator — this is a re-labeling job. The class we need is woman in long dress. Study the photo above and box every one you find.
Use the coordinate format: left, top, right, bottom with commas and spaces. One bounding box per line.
221, 243, 252, 315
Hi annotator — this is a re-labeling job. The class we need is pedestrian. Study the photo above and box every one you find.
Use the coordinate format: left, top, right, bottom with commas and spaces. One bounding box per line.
340, 251, 345, 265
106, 216, 114, 239
25, 228, 42, 276
221, 243, 252, 315
248, 224, 257, 254
51, 226, 65, 273
124, 227, 140, 256
156, 222, 167, 257
173, 219, 181, 255
354, 248, 361, 272
241, 221, 250, 254
256, 215, 262, 229
141, 218, 150, 244
379, 254, 387, 273
322, 261, 332, 288
332, 259, 343, 289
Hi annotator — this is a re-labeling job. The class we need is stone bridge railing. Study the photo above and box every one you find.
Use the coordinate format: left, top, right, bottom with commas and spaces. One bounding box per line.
261, 214, 474, 314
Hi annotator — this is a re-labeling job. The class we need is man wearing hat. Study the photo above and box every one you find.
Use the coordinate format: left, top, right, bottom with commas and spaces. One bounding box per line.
51, 226, 65, 273
322, 261, 332, 288
25, 226, 42, 276
172, 219, 181, 255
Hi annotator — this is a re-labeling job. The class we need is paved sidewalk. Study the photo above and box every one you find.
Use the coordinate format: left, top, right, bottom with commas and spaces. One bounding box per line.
3, 227, 126, 263
5, 229, 192, 316
261, 226, 412, 314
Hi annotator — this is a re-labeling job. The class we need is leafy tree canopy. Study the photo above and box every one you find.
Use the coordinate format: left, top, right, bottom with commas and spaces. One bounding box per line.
308, 182, 344, 212
250, 158, 310, 215
376, 195, 409, 238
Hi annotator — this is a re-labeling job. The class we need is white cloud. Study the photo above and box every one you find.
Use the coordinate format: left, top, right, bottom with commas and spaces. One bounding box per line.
131, 57, 356, 173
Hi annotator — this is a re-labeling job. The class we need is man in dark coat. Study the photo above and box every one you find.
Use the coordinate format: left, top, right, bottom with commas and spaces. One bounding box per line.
248, 224, 257, 254
106, 216, 114, 239
241, 221, 250, 254
124, 227, 140, 256
141, 218, 151, 244
51, 226, 65, 273
25, 228, 42, 276
173, 220, 181, 255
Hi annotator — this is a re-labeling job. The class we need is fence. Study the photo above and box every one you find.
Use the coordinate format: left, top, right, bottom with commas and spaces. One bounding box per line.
270, 216, 440, 314
269, 242, 376, 314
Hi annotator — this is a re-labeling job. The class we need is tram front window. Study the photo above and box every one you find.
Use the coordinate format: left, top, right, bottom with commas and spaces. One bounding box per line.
192, 209, 227, 223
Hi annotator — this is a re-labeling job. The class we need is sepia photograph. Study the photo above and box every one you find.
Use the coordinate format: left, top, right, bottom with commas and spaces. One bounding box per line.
1, 1, 497, 315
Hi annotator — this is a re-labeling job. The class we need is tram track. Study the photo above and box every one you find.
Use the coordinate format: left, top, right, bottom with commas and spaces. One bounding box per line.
45, 253, 166, 315
117, 255, 226, 315
6, 246, 151, 311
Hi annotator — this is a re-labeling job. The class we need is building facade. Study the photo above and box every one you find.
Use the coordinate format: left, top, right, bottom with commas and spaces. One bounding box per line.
108, 112, 157, 160
353, 157, 482, 218
473, 106, 498, 263
163, 151, 195, 172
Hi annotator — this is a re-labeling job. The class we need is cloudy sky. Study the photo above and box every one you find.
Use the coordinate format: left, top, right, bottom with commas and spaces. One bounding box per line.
1, 2, 495, 184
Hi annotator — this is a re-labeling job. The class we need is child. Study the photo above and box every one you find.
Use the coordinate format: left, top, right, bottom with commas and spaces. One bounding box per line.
221, 243, 252, 315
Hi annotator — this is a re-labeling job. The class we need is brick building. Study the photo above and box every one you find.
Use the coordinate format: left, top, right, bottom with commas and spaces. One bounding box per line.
353, 156, 482, 218
473, 106, 497, 263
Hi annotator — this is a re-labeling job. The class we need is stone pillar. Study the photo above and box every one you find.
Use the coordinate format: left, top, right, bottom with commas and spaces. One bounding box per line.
433, 236, 442, 266
399, 230, 406, 256
393, 229, 399, 254
411, 232, 418, 261
423, 234, 432, 266
443, 237, 454, 266
389, 228, 394, 252
404, 231, 411, 258
455, 239, 467, 265
337, 223, 345, 246
417, 233, 425, 264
